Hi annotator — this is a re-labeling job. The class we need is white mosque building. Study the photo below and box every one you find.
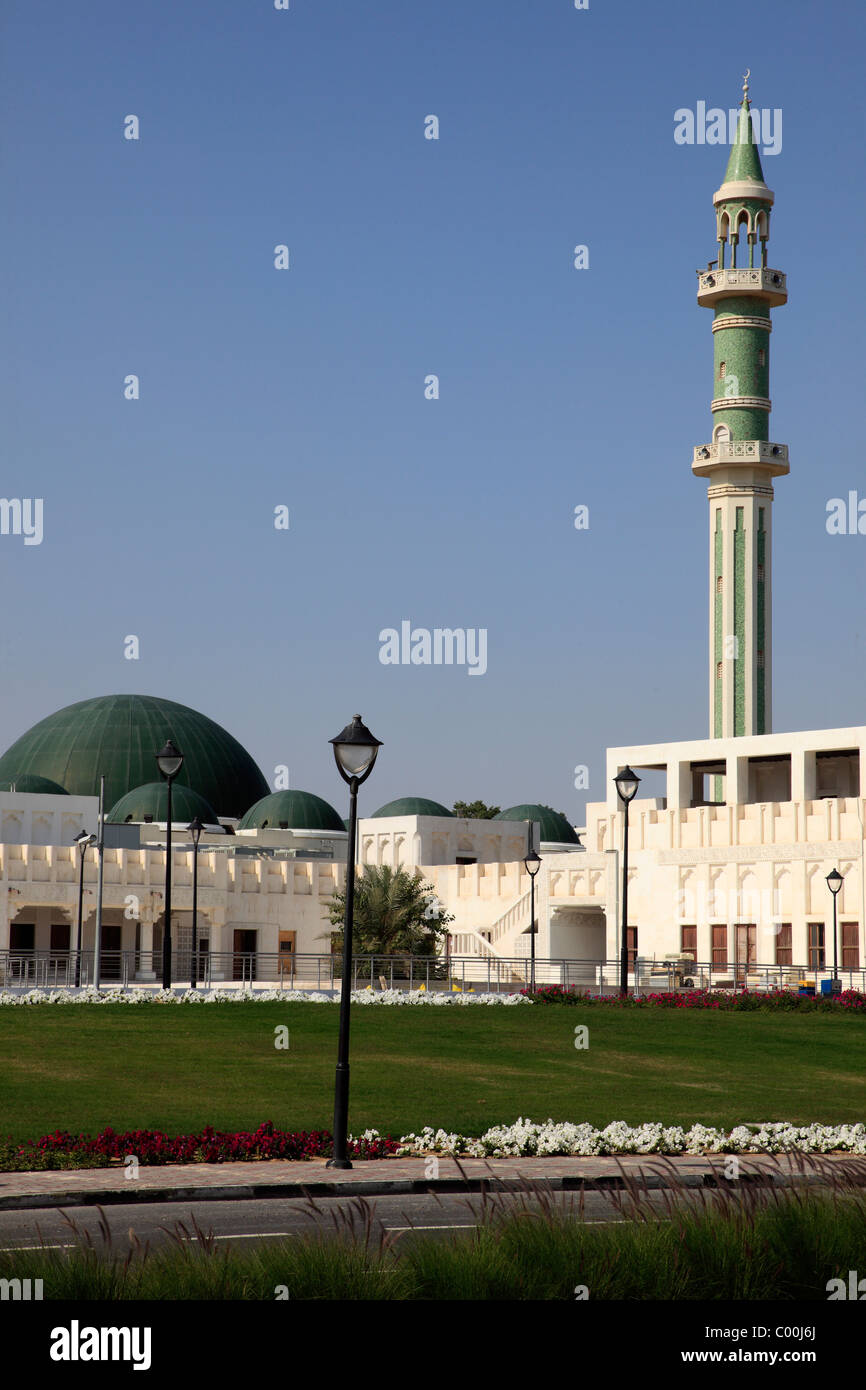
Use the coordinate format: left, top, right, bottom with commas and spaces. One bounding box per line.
0, 81, 862, 992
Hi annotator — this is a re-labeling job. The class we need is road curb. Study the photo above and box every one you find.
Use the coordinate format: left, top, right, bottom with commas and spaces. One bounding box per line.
0, 1168, 810, 1212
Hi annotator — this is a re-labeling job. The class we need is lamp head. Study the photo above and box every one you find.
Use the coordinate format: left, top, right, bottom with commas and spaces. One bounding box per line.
524, 849, 541, 878
329, 714, 382, 786
156, 740, 184, 781
614, 765, 641, 804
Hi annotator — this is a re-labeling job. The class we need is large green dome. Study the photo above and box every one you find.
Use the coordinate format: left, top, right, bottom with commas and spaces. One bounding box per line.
238, 790, 345, 833
372, 797, 454, 819
107, 782, 220, 826
0, 694, 268, 818
494, 804, 580, 845
0, 774, 69, 795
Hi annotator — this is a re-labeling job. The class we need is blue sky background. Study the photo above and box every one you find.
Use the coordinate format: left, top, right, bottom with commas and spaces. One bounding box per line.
1, 0, 864, 822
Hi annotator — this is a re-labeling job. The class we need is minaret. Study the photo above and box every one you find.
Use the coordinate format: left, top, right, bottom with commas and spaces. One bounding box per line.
693, 73, 789, 740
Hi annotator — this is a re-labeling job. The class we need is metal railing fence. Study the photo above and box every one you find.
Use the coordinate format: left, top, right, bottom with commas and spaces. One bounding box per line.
0, 950, 864, 995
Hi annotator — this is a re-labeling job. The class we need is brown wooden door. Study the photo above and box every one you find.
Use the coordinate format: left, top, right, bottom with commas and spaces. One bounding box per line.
50, 923, 71, 976
841, 923, 859, 972
50, 923, 70, 952
9, 923, 34, 952
101, 924, 122, 980
278, 931, 296, 982
735, 924, 756, 984
233, 930, 257, 981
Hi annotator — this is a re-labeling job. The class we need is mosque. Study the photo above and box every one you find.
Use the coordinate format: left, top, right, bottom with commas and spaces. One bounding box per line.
0, 81, 862, 988
0, 691, 582, 983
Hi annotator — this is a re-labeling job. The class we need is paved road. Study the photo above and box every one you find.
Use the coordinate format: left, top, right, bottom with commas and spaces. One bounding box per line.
0, 1188, 648, 1252
1, 1151, 862, 1255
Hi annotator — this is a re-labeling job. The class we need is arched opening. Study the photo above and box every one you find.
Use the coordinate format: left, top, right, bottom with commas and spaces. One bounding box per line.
755, 211, 769, 268
731, 210, 750, 269
718, 212, 730, 269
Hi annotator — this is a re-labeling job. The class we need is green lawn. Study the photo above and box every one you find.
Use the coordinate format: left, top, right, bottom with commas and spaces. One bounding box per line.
0, 1003, 864, 1142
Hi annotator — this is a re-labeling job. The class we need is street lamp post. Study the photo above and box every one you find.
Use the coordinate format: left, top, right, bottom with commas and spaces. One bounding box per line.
523, 830, 541, 994
189, 815, 204, 991
73, 830, 97, 988
93, 776, 106, 990
826, 868, 843, 988
156, 740, 184, 991
614, 766, 641, 997
326, 715, 382, 1170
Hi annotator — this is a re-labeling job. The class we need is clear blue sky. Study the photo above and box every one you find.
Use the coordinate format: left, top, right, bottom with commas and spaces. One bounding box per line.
2, 0, 864, 822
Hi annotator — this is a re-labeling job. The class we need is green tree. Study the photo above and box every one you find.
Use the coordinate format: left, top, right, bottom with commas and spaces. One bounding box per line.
452, 799, 500, 819
323, 864, 454, 959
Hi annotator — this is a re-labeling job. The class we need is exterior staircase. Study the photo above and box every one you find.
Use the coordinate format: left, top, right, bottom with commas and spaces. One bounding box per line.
448, 888, 533, 982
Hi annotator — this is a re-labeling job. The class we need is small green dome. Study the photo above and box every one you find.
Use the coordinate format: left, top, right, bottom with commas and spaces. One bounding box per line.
107, 782, 220, 826
238, 790, 345, 833
494, 804, 580, 845
371, 797, 455, 819
0, 774, 69, 795
0, 694, 268, 817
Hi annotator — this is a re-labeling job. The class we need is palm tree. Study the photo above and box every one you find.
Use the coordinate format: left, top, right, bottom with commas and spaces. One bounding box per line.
323, 863, 453, 962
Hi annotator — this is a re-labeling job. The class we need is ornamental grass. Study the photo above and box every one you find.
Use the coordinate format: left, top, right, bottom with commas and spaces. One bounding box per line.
3, 1157, 865, 1300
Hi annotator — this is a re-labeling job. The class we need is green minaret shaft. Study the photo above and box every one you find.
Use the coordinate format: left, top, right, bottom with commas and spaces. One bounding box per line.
692, 76, 789, 743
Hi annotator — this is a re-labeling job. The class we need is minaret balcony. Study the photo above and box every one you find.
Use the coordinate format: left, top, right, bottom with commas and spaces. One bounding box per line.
693, 439, 789, 478
697, 267, 787, 308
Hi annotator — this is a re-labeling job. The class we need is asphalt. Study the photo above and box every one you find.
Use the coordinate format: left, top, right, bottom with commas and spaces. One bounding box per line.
2, 1151, 865, 1211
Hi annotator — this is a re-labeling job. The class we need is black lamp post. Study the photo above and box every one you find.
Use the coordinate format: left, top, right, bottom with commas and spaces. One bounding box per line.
73, 830, 96, 988
826, 868, 843, 986
326, 714, 382, 1170
189, 815, 204, 991
156, 740, 184, 990
523, 831, 541, 994
614, 766, 641, 997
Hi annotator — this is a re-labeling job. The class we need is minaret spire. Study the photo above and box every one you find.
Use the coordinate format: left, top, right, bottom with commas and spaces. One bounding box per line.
723, 70, 767, 187
692, 78, 789, 742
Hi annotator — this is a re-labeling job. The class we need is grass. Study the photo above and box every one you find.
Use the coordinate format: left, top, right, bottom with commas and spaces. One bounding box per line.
1, 1006, 866, 1145
2, 1160, 865, 1299
0, 1002, 864, 1144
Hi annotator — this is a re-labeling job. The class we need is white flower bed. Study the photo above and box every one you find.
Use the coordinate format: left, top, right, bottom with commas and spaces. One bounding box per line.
388, 1117, 866, 1157
351, 989, 529, 1006
0, 987, 530, 1007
